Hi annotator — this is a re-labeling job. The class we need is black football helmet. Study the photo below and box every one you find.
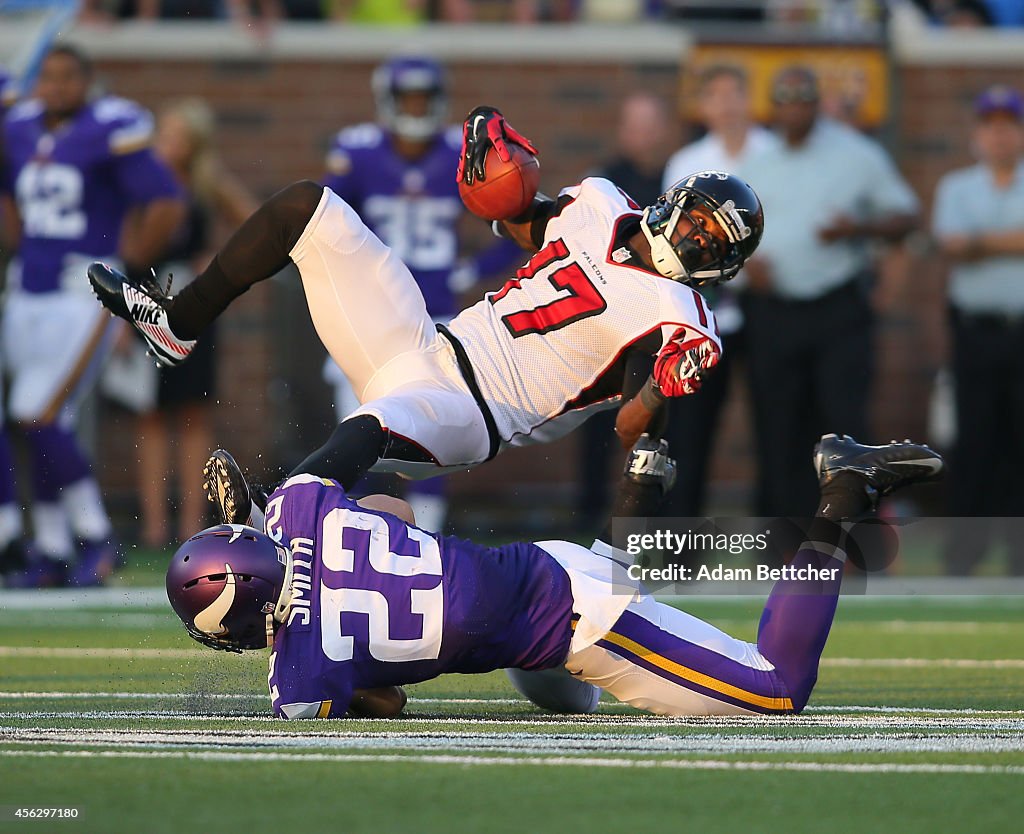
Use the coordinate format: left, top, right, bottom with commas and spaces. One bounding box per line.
372, 55, 448, 142
165, 525, 293, 653
641, 171, 764, 287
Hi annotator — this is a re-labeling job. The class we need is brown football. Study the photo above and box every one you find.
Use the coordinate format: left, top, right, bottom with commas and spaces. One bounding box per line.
459, 143, 540, 221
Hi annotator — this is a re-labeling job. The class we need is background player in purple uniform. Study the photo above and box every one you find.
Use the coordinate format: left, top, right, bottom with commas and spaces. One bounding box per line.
0, 43, 183, 585
320, 55, 521, 533
166, 433, 943, 719
0, 65, 24, 579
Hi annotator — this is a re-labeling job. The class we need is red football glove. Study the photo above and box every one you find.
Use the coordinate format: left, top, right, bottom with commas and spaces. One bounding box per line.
457, 105, 538, 185
653, 330, 721, 398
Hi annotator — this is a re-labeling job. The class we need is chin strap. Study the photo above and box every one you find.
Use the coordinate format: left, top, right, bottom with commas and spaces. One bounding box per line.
640, 206, 687, 280
272, 544, 295, 625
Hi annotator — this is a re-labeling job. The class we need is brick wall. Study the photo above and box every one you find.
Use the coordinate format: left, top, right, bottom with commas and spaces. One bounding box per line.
82, 31, 1019, 519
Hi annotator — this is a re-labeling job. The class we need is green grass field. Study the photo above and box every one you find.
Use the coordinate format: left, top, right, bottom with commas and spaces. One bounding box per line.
1, 588, 1022, 833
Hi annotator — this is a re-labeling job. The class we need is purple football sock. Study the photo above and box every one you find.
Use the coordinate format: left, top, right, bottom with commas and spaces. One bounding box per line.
755, 517, 847, 712
26, 425, 93, 501
0, 428, 17, 506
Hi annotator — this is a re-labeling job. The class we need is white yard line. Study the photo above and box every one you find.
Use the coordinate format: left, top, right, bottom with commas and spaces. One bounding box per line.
4, 727, 1024, 755
0, 693, 1020, 717
4, 645, 1022, 668
822, 658, 1024, 669
0, 589, 168, 609
2, 714, 1023, 731
0, 647, 203, 659
0, 748, 1021, 775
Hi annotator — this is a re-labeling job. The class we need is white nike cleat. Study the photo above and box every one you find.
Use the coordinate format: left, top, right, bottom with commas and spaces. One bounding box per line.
87, 262, 196, 368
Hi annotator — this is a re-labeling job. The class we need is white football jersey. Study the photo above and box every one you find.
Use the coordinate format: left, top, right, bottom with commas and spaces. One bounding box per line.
448, 178, 720, 449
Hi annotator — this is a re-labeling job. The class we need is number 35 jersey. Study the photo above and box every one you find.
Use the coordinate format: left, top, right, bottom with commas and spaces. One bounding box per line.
265, 476, 574, 719
0, 95, 180, 294
447, 177, 721, 449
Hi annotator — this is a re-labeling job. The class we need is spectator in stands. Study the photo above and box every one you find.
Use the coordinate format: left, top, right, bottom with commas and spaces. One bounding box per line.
740, 66, 918, 517
575, 90, 674, 531
908, 0, 994, 26
981, 0, 1024, 25
437, 0, 575, 22
660, 64, 777, 517
326, 0, 421, 22
135, 98, 257, 548
933, 86, 1024, 575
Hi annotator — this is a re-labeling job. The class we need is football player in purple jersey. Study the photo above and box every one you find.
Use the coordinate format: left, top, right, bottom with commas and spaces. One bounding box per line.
0, 44, 184, 585
166, 432, 942, 719
321, 56, 521, 533
0, 66, 24, 579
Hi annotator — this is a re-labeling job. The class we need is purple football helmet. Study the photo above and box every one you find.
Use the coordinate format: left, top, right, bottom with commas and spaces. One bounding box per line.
372, 55, 448, 141
166, 525, 293, 653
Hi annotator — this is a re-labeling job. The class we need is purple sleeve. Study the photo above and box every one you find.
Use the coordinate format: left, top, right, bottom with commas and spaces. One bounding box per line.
270, 637, 353, 719
0, 124, 12, 197
109, 147, 182, 206
322, 139, 360, 208
471, 237, 526, 281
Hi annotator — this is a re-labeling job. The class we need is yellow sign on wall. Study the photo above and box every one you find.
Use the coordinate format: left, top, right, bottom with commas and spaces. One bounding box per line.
686, 44, 890, 128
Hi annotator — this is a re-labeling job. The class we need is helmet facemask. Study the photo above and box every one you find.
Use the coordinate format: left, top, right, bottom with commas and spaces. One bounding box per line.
372, 59, 448, 142
171, 529, 294, 654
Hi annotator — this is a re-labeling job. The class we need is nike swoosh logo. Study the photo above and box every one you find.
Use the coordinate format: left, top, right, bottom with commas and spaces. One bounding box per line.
890, 458, 942, 473
193, 563, 236, 638
472, 115, 486, 135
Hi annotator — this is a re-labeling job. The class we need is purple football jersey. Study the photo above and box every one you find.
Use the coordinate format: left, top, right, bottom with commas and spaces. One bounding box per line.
265, 475, 574, 719
1, 95, 180, 294
323, 123, 520, 317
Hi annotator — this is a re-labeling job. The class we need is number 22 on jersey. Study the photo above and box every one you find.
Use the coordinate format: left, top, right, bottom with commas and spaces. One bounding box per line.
319, 509, 443, 664
489, 238, 607, 338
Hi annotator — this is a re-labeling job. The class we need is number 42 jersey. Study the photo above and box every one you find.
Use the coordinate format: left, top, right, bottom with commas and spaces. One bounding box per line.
1, 95, 179, 293
265, 476, 575, 719
447, 177, 721, 449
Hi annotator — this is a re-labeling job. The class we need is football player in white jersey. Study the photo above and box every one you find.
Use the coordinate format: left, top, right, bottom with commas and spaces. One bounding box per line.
88, 105, 763, 527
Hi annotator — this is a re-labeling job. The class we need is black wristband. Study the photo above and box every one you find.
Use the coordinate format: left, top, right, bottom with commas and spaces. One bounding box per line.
638, 377, 666, 411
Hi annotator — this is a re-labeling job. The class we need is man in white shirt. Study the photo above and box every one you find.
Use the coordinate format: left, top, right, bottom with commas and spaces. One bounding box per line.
740, 66, 919, 517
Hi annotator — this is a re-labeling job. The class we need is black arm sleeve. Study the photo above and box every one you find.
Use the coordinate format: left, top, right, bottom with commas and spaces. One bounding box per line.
168, 179, 324, 340
622, 345, 668, 440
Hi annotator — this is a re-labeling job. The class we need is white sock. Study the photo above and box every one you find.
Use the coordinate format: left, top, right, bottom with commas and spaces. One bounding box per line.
0, 503, 22, 551
406, 494, 447, 533
32, 503, 74, 560
247, 500, 266, 532
60, 478, 113, 542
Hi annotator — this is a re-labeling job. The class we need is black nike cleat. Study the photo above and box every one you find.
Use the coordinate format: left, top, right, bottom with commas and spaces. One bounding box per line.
814, 433, 945, 500
87, 262, 196, 368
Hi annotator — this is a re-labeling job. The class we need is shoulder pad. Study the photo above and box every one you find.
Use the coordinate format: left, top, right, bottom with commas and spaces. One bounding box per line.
6, 99, 43, 123
337, 123, 384, 149
577, 177, 640, 216
442, 124, 463, 150
91, 96, 154, 154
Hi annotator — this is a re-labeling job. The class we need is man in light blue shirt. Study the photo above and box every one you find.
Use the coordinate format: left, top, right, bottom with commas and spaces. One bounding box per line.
932, 84, 1024, 575
740, 66, 918, 517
